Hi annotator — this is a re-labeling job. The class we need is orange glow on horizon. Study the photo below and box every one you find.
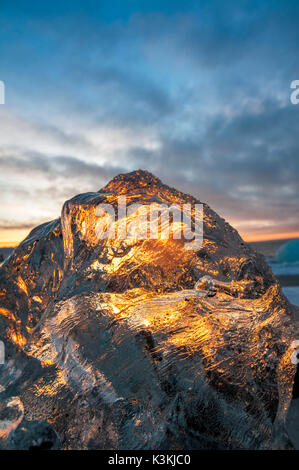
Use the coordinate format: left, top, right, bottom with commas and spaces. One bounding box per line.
0, 228, 33, 248
242, 231, 299, 243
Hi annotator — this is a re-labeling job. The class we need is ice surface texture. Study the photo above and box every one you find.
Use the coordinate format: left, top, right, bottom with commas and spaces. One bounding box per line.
276, 239, 299, 264
0, 170, 298, 449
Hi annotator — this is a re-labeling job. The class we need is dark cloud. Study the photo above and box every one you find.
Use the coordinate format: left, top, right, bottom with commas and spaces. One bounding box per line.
122, 96, 299, 236
0, 222, 38, 230
0, 151, 125, 188
0, 0, 299, 240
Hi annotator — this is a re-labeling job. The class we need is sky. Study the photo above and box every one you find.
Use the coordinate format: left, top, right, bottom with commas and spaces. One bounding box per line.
0, 0, 299, 246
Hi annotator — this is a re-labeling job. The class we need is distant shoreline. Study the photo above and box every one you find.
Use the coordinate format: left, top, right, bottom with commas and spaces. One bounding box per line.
0, 247, 14, 259
249, 238, 298, 258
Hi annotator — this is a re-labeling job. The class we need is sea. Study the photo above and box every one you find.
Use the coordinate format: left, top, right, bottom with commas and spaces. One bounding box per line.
270, 261, 299, 306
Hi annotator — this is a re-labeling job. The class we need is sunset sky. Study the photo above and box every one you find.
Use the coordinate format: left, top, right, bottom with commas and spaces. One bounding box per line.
0, 0, 299, 247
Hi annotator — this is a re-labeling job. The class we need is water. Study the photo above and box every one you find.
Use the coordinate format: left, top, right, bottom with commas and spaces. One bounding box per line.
282, 287, 299, 307
270, 262, 299, 277
270, 262, 299, 306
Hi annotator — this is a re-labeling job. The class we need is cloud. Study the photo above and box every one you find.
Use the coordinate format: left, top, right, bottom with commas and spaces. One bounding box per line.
0, 0, 299, 242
